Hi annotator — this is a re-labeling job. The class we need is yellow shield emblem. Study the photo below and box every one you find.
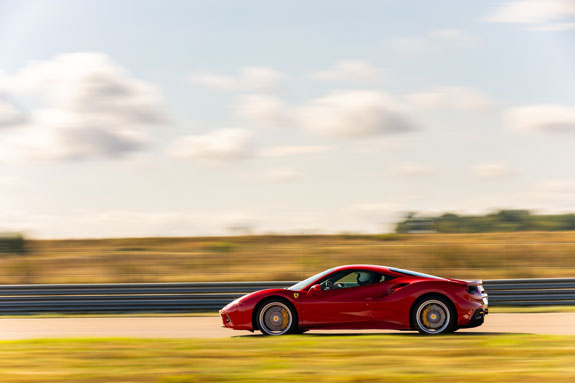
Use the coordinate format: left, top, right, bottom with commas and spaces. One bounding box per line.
294, 293, 299, 299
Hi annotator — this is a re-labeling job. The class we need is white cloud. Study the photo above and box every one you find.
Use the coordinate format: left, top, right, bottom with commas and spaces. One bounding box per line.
390, 37, 434, 55
406, 87, 494, 111
311, 60, 384, 83
186, 74, 237, 90
241, 67, 283, 90
0, 107, 149, 162
294, 90, 417, 138
392, 162, 433, 176
530, 22, 575, 31
484, 0, 575, 30
0, 176, 28, 191
2, 53, 164, 124
345, 203, 397, 217
3, 203, 406, 238
473, 162, 516, 179
429, 29, 480, 45
0, 210, 261, 238
343, 203, 401, 229
259, 145, 332, 158
237, 167, 303, 182
514, 179, 575, 210
390, 28, 479, 54
262, 168, 302, 182
504, 104, 575, 133
235, 94, 288, 126
0, 97, 27, 128
236, 90, 416, 139
537, 179, 575, 194
188, 66, 284, 91
168, 128, 254, 162
0, 52, 166, 161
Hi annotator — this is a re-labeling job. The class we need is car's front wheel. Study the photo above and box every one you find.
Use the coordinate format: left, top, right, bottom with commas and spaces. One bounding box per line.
412, 297, 456, 335
257, 300, 297, 336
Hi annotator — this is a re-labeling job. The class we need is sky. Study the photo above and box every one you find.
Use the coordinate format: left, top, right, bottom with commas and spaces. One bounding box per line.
0, 0, 574, 238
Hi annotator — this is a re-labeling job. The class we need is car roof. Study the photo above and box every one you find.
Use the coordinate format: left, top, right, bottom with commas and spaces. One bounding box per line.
329, 264, 447, 281
293, 265, 445, 291
330, 264, 392, 273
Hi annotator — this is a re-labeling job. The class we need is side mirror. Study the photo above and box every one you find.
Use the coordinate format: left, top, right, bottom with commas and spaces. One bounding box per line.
308, 284, 322, 295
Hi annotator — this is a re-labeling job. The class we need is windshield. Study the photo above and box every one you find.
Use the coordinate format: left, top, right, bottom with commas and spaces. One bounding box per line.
389, 267, 444, 280
288, 268, 335, 291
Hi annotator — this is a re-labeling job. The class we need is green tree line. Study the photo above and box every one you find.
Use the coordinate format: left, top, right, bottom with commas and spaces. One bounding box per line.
0, 233, 26, 254
395, 210, 575, 233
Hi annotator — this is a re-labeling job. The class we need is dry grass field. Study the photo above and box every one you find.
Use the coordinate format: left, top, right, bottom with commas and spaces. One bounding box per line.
1, 231, 574, 284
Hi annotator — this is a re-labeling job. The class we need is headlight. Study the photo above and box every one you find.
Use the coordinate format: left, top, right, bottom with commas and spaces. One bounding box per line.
223, 300, 239, 311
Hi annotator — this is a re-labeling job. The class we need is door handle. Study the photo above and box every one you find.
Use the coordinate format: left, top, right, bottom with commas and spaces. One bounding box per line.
365, 297, 374, 301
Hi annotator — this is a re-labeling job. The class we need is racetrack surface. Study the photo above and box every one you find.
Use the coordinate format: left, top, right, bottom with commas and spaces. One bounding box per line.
1, 313, 573, 339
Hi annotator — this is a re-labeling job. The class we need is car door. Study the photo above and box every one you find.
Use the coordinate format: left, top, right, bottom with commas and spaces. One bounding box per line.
372, 277, 412, 325
300, 271, 384, 328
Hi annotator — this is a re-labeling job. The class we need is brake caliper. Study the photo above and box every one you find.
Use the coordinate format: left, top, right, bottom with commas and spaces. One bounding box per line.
421, 306, 431, 327
282, 308, 288, 329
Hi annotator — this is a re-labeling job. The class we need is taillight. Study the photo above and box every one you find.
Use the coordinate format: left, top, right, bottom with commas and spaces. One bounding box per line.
466, 285, 479, 294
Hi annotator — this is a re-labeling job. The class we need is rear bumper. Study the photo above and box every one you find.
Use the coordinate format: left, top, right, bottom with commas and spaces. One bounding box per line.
456, 293, 488, 328
460, 308, 487, 329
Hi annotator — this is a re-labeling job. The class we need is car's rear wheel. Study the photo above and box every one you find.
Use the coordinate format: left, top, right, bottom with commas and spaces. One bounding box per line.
413, 297, 455, 335
257, 300, 297, 336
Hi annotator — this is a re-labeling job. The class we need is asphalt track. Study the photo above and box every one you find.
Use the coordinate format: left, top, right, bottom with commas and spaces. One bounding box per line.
0, 313, 573, 340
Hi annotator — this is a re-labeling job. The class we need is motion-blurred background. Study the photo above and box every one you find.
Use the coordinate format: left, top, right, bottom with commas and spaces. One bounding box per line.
1, 0, 574, 283
1, 3, 574, 383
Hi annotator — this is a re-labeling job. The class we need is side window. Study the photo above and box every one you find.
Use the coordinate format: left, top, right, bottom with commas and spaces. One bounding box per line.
381, 273, 396, 282
320, 270, 384, 290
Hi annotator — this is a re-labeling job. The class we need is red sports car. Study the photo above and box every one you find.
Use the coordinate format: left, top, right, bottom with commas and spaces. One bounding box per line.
220, 265, 488, 335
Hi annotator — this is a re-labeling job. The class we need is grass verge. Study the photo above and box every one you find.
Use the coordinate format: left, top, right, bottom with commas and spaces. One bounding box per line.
0, 335, 573, 382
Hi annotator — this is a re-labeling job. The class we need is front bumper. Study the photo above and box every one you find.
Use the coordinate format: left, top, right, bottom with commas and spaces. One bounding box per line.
219, 302, 254, 331
220, 310, 232, 328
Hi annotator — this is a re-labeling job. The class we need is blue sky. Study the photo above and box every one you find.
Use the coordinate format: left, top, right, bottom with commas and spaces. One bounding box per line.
0, 0, 574, 238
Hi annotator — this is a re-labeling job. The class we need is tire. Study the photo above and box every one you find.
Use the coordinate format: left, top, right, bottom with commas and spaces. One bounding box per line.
257, 300, 298, 336
412, 296, 456, 335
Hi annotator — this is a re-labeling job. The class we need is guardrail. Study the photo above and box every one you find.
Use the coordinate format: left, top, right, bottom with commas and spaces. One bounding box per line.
483, 278, 575, 306
0, 278, 573, 314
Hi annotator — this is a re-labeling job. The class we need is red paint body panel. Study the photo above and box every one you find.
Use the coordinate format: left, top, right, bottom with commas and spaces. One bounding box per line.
220, 288, 299, 331
300, 282, 376, 328
219, 265, 488, 332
